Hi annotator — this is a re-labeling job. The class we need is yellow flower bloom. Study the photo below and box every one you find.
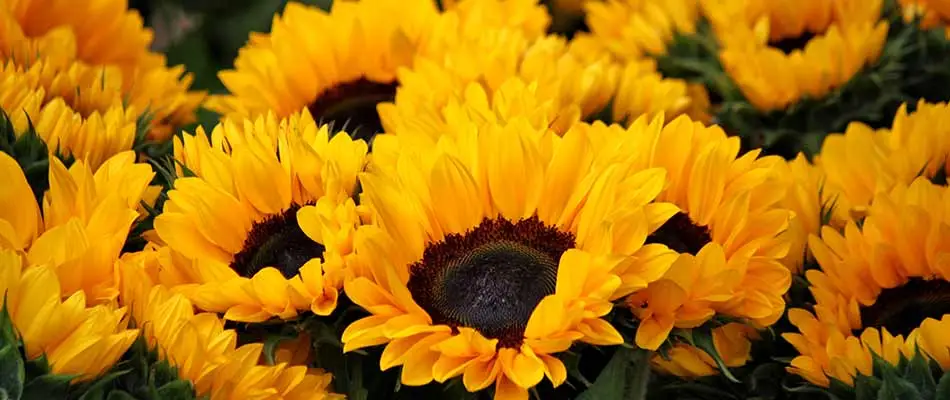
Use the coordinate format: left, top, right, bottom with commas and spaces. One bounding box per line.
207, 0, 439, 129
707, 0, 888, 111
439, 0, 551, 40
899, 0, 950, 37
0, 150, 152, 302
342, 117, 677, 399
380, 30, 619, 136
610, 60, 711, 126
771, 153, 845, 272
118, 249, 341, 400
785, 177, 950, 387
584, 0, 701, 61
0, 249, 138, 381
816, 101, 950, 220
588, 114, 792, 350
0, 0, 205, 140
651, 323, 758, 378
152, 110, 368, 322
0, 59, 140, 169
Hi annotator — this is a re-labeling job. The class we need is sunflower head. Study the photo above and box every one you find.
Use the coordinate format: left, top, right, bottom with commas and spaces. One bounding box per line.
708, 0, 889, 111
584, 0, 701, 61
153, 110, 369, 323
207, 0, 439, 137
590, 114, 793, 350
1, 1, 205, 141
785, 177, 950, 387
118, 249, 341, 399
342, 117, 686, 397
0, 150, 153, 303
0, 249, 139, 381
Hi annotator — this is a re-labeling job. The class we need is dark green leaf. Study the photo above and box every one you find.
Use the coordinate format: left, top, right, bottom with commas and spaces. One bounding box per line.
577, 347, 651, 400
855, 374, 883, 400
21, 373, 73, 399
0, 344, 23, 400
106, 391, 138, 400
156, 380, 196, 400
934, 371, 950, 400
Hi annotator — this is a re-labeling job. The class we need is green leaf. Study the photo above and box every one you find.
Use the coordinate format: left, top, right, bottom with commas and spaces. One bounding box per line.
577, 347, 651, 400
878, 366, 923, 400
935, 371, 950, 400
855, 374, 884, 400
105, 391, 138, 400
156, 380, 196, 400
691, 328, 741, 384
21, 373, 73, 399
0, 344, 23, 400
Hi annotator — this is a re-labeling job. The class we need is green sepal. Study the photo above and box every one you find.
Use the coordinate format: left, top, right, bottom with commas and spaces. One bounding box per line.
682, 327, 741, 384
576, 347, 651, 400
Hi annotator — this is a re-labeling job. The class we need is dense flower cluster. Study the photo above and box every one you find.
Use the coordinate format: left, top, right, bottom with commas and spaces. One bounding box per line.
2, 0, 950, 399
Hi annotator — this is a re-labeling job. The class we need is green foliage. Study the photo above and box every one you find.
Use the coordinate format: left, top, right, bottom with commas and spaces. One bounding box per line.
576, 347, 652, 400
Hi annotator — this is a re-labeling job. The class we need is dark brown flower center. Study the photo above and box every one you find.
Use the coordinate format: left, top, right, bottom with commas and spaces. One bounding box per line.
860, 278, 950, 336
406, 216, 575, 349
307, 78, 397, 142
230, 205, 325, 279
645, 212, 712, 255
770, 32, 817, 54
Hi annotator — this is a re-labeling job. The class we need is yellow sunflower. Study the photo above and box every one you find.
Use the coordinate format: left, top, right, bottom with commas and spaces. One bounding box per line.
206, 0, 439, 130
900, 0, 950, 36
706, 0, 889, 111
438, 0, 551, 40
816, 100, 950, 221
151, 110, 368, 323
341, 115, 680, 399
584, 0, 701, 61
785, 177, 950, 387
651, 323, 758, 378
0, 150, 153, 303
118, 248, 341, 400
0, 59, 140, 169
584, 114, 793, 350
0, 248, 138, 381
0, 0, 205, 141
380, 27, 619, 136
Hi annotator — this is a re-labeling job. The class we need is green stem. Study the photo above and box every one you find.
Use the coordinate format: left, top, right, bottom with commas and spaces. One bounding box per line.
629, 349, 653, 400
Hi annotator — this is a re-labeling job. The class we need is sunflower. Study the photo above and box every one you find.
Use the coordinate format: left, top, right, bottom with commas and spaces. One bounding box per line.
769, 154, 848, 273
380, 28, 619, 136
651, 323, 758, 378
0, 150, 153, 303
583, 0, 701, 61
0, 248, 139, 381
150, 110, 368, 323
816, 100, 950, 220
784, 177, 950, 387
585, 114, 793, 350
0, 0, 205, 141
118, 248, 341, 400
206, 0, 439, 133
0, 63, 142, 169
438, 0, 551, 40
706, 0, 888, 111
900, 0, 950, 36
341, 115, 683, 398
